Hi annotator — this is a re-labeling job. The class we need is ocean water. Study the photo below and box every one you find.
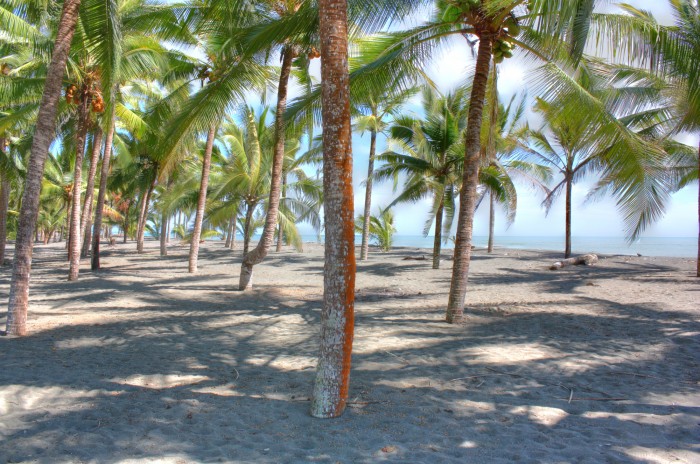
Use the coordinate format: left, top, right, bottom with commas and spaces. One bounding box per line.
298, 234, 698, 258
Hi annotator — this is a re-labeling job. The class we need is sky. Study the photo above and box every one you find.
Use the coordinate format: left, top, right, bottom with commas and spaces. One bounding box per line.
289, 1, 697, 239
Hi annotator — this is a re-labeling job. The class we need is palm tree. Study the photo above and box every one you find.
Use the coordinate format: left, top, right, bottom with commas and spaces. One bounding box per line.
310, 0, 355, 420
354, 87, 418, 260
374, 87, 467, 269
355, 206, 396, 252
5, 0, 82, 336
593, 1, 700, 275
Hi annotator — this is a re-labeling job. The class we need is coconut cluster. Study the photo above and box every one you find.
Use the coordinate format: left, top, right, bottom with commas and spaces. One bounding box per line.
307, 47, 321, 59
65, 84, 105, 113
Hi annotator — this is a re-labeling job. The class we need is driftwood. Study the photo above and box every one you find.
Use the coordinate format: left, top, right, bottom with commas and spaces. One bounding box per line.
550, 253, 598, 270
402, 255, 427, 261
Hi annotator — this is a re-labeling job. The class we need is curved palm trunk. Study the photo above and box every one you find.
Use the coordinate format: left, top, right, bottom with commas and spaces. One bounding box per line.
311, 0, 355, 419
67, 91, 92, 281
242, 203, 253, 257
6, 0, 82, 336
136, 178, 156, 254
0, 166, 10, 266
445, 35, 493, 324
229, 213, 237, 250
238, 46, 295, 290
80, 127, 103, 258
188, 126, 217, 273
360, 129, 377, 261
487, 191, 495, 253
276, 174, 287, 252
91, 115, 114, 270
565, 173, 572, 258
432, 199, 444, 269
224, 216, 233, 248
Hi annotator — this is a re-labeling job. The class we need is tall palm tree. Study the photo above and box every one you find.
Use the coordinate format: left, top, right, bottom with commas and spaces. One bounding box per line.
594, 1, 700, 275
354, 86, 419, 260
5, 0, 83, 336
374, 87, 467, 269
310, 0, 356, 420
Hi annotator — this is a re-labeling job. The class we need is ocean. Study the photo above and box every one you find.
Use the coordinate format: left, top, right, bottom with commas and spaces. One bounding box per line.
296, 234, 698, 258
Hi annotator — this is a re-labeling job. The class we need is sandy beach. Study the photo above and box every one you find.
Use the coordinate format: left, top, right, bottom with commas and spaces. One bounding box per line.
0, 240, 698, 463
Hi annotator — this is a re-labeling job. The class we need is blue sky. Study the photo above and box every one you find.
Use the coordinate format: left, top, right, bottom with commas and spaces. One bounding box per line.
340, 0, 698, 239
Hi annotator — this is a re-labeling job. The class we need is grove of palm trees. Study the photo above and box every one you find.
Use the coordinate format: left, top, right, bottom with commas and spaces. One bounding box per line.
1, 0, 698, 462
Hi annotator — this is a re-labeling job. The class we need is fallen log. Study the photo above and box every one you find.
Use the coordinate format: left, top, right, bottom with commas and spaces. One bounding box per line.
550, 253, 598, 270
402, 255, 427, 261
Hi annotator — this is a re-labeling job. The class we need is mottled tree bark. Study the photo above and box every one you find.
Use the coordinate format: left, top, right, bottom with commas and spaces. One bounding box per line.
360, 129, 377, 261
311, 0, 355, 419
91, 115, 114, 270
189, 126, 217, 273
67, 87, 92, 281
445, 35, 493, 324
159, 208, 168, 256
224, 216, 232, 248
696, 140, 699, 277
487, 191, 495, 253
238, 46, 295, 290
432, 200, 444, 269
6, 0, 83, 335
80, 127, 103, 258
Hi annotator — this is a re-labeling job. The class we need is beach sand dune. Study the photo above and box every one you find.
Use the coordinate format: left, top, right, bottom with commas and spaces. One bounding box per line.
1, 241, 698, 463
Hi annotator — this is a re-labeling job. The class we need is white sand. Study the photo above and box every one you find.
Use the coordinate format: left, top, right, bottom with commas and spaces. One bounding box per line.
0, 240, 698, 463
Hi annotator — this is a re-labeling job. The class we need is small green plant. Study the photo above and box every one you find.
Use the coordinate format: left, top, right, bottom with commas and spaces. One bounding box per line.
355, 206, 396, 252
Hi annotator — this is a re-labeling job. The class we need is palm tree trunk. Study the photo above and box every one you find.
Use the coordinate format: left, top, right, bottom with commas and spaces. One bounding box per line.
487, 191, 495, 253
230, 213, 237, 250
0, 169, 10, 266
122, 206, 129, 243
276, 174, 287, 252
565, 173, 572, 258
68, 90, 92, 281
136, 178, 156, 254
239, 46, 295, 290
80, 127, 103, 258
432, 200, 444, 269
189, 126, 217, 273
360, 129, 377, 261
242, 203, 253, 257
6, 0, 82, 336
225, 216, 232, 248
160, 208, 168, 256
91, 114, 114, 270
445, 34, 493, 324
695, 143, 700, 277
311, 0, 355, 419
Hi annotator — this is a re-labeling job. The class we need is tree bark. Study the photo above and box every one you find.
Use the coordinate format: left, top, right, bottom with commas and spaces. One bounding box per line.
189, 126, 217, 273
91, 114, 114, 270
224, 216, 232, 248
6, 0, 82, 336
360, 129, 377, 261
136, 177, 156, 254
696, 139, 699, 277
311, 0, 355, 419
80, 127, 103, 258
238, 46, 295, 290
445, 34, 493, 324
67, 87, 92, 281
487, 191, 495, 253
276, 174, 287, 252
432, 199, 444, 269
229, 212, 237, 250
565, 173, 572, 258
0, 148, 10, 265
242, 203, 253, 257
160, 207, 168, 256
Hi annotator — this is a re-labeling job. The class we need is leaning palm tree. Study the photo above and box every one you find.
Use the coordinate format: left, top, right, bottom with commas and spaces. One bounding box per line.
5, 0, 82, 336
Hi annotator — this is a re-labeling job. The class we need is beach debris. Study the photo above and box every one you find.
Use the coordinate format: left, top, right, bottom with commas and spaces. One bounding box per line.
381, 445, 397, 453
549, 253, 599, 270
402, 255, 427, 261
